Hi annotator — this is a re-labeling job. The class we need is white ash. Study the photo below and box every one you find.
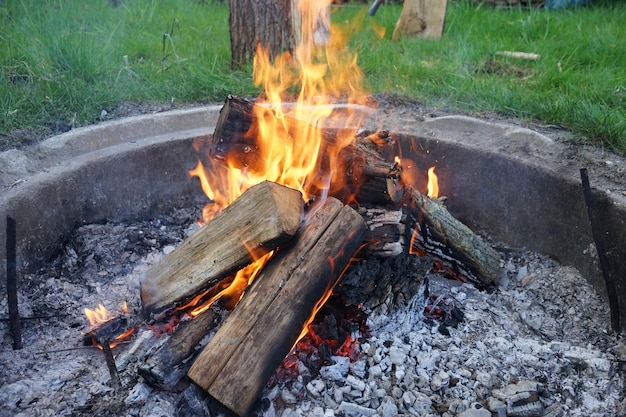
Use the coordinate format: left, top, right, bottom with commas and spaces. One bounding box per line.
0, 209, 624, 417
259, 251, 625, 417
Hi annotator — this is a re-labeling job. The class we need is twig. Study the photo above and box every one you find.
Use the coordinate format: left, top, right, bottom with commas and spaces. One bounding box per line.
6, 216, 22, 350
101, 339, 122, 393
580, 168, 620, 332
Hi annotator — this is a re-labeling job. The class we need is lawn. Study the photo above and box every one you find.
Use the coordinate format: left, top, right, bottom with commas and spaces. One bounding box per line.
1, 0, 625, 152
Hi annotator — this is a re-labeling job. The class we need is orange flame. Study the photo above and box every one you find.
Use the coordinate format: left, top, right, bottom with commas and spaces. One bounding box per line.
84, 302, 127, 328
84, 302, 134, 348
190, 0, 369, 221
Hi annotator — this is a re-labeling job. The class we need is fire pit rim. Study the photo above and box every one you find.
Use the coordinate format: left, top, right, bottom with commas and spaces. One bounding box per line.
0, 104, 624, 330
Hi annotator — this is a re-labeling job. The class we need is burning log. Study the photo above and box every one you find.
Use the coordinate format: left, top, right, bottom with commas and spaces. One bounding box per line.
140, 181, 304, 315
187, 197, 367, 416
204, 95, 396, 205
138, 308, 221, 390
387, 167, 501, 286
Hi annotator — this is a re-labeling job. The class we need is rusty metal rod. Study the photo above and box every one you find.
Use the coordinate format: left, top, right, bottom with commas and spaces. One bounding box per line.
580, 168, 620, 332
6, 216, 22, 350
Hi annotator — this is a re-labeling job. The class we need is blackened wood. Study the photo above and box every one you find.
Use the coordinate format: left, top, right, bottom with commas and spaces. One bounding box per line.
387, 178, 500, 286
580, 168, 620, 332
101, 339, 121, 393
140, 181, 304, 315
187, 198, 366, 416
201, 96, 395, 205
6, 216, 22, 350
83, 315, 130, 347
138, 308, 220, 390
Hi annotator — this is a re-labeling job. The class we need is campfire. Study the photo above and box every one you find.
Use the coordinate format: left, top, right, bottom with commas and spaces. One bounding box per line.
2, 2, 622, 417
77, 1, 505, 415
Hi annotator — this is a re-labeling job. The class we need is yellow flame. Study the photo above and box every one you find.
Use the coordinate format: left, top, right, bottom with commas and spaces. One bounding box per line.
84, 302, 127, 328
427, 166, 439, 198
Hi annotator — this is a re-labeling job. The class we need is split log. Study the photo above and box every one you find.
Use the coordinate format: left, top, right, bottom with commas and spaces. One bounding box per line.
187, 197, 367, 416
392, 0, 448, 41
138, 308, 221, 390
387, 170, 501, 285
203, 95, 396, 205
140, 181, 304, 315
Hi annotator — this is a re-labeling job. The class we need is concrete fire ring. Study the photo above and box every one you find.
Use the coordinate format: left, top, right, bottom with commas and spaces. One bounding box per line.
1, 105, 625, 330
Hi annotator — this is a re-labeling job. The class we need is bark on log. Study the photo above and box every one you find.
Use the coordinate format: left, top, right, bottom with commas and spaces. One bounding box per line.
140, 181, 304, 315
388, 175, 501, 285
202, 95, 395, 205
138, 308, 221, 390
187, 197, 366, 417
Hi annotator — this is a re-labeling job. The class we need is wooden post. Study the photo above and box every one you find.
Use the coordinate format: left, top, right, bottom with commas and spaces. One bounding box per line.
187, 197, 366, 416
392, 0, 448, 41
140, 181, 304, 315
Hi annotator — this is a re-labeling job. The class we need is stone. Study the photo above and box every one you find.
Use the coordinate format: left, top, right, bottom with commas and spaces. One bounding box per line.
337, 401, 377, 417
378, 396, 398, 417
458, 402, 491, 417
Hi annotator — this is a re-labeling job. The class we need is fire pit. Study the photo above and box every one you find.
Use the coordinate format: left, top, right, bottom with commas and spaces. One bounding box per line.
0, 102, 625, 417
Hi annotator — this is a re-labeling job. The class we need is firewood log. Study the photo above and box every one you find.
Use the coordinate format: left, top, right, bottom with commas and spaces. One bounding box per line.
387, 169, 501, 285
392, 0, 448, 41
140, 181, 304, 315
202, 95, 396, 205
187, 197, 366, 416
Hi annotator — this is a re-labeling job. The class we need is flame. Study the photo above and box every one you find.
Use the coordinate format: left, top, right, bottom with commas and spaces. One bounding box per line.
427, 166, 439, 198
190, 0, 369, 221
84, 302, 127, 328
84, 302, 134, 349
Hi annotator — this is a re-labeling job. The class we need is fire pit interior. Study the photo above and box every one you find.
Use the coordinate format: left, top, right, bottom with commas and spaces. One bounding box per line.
0, 101, 625, 417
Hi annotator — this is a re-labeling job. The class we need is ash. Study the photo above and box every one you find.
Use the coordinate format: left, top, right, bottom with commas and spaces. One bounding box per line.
0, 209, 624, 417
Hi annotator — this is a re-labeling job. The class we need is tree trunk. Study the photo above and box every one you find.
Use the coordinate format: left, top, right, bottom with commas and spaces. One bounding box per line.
229, 0, 295, 67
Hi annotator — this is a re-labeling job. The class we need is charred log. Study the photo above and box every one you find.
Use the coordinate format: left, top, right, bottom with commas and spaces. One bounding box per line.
200, 95, 396, 205
138, 308, 221, 390
387, 169, 501, 286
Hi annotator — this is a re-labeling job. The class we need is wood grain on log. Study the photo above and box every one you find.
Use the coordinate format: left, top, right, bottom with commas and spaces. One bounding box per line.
187, 197, 366, 416
140, 181, 304, 315
392, 0, 448, 41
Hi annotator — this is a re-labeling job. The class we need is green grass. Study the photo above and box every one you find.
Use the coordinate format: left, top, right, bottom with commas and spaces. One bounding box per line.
339, 1, 626, 152
1, 0, 625, 153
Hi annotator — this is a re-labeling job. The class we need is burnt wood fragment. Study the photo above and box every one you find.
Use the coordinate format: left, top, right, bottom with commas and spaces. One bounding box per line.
387, 166, 501, 286
138, 308, 221, 390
